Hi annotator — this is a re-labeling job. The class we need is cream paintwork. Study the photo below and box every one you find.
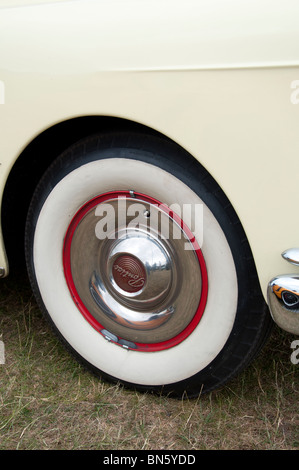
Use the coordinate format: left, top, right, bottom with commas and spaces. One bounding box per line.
0, 0, 299, 302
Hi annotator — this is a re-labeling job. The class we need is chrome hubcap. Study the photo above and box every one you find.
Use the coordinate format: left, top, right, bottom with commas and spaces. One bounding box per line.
108, 230, 171, 299
63, 191, 208, 351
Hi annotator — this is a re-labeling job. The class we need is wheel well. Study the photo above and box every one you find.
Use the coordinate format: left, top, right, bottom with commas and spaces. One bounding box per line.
1, 116, 166, 270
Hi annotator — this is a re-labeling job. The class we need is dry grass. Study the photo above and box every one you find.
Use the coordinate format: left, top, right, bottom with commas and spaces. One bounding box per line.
0, 269, 298, 450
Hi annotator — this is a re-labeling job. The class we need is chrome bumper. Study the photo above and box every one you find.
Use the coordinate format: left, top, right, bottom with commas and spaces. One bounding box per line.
267, 249, 299, 335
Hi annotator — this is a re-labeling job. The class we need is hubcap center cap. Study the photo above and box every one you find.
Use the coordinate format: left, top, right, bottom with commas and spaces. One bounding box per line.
112, 254, 146, 294
107, 231, 172, 302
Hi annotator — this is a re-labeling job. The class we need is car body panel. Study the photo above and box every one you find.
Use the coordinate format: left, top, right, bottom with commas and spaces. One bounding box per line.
0, 0, 299, 308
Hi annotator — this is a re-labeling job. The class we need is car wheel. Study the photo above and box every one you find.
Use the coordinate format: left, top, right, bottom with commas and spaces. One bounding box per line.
25, 132, 272, 397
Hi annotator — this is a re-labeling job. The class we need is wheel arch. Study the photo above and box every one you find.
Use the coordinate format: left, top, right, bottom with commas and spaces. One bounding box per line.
1, 115, 194, 270
1, 113, 262, 310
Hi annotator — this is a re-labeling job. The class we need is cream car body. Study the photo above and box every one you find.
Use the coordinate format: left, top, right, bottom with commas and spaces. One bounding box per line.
0, 0, 298, 394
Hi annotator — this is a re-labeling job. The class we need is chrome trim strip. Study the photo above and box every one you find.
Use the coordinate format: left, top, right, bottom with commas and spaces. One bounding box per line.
282, 248, 299, 267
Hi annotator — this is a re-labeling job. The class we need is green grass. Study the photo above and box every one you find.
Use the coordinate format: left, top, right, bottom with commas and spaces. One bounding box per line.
0, 269, 298, 450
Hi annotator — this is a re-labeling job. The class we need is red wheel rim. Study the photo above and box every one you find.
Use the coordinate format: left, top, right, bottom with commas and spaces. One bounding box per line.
63, 190, 208, 352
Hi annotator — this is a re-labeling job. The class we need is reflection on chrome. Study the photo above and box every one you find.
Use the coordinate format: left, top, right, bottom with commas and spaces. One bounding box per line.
268, 274, 299, 335
90, 271, 174, 331
271, 275, 299, 309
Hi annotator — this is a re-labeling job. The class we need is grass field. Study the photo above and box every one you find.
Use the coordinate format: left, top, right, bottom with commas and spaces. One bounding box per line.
0, 268, 298, 450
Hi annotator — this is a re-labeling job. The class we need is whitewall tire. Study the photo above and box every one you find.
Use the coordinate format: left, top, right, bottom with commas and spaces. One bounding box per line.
25, 132, 272, 397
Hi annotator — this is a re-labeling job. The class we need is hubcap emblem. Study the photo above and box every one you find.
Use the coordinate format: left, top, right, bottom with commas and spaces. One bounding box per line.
112, 255, 146, 293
